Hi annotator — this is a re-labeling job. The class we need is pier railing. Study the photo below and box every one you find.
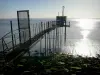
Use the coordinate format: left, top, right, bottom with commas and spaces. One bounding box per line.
0, 29, 19, 55
0, 21, 57, 59
0, 19, 71, 65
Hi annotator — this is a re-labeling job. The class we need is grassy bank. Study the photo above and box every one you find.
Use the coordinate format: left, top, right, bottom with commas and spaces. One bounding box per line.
2, 53, 100, 75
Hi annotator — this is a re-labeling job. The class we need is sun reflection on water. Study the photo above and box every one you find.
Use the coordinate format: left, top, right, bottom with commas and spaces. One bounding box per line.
75, 39, 91, 57
75, 19, 96, 56
63, 19, 97, 57
81, 30, 90, 39
76, 19, 95, 56
78, 19, 94, 29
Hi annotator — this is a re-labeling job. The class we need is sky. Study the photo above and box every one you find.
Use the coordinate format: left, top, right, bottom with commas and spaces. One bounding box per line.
0, 0, 100, 19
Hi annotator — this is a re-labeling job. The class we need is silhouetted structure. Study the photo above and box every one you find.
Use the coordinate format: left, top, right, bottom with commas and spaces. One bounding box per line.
0, 10, 70, 67
56, 16, 67, 26
17, 10, 31, 45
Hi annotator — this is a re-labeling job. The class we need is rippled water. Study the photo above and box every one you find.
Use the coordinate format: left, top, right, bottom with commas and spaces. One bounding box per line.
0, 18, 100, 57
62, 19, 100, 57
29, 19, 100, 57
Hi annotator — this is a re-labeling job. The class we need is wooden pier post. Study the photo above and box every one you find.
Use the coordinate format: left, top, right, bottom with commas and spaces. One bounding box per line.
58, 28, 60, 51
64, 21, 67, 43
35, 24, 36, 36
45, 33, 46, 56
55, 27, 58, 52
2, 38, 6, 62
33, 24, 34, 37
14, 34, 16, 46
53, 30, 55, 53
36, 24, 37, 35
10, 21, 14, 50
49, 31, 51, 55
41, 22, 43, 32
40, 38, 42, 56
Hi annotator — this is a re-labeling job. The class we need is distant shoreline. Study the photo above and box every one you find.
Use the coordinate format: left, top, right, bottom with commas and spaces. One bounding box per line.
0, 18, 100, 20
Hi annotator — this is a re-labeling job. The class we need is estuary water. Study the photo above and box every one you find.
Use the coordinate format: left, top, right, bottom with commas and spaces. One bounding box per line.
0, 18, 100, 57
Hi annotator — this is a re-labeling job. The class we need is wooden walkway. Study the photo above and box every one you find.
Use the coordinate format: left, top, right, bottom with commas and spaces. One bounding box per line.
0, 23, 70, 66
4, 26, 56, 63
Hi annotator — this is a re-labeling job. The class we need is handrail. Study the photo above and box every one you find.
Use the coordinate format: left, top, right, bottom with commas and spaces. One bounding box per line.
0, 20, 57, 57
0, 29, 19, 40
0, 20, 57, 50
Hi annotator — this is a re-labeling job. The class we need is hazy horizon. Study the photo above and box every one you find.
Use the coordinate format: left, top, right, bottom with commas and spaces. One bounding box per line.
0, 0, 100, 19
0, 18, 100, 20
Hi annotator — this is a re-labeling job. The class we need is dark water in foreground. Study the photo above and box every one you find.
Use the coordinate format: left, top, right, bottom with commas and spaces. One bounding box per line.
0, 18, 100, 57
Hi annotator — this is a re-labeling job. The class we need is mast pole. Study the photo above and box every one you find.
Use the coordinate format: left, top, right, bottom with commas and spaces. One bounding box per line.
62, 6, 65, 16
